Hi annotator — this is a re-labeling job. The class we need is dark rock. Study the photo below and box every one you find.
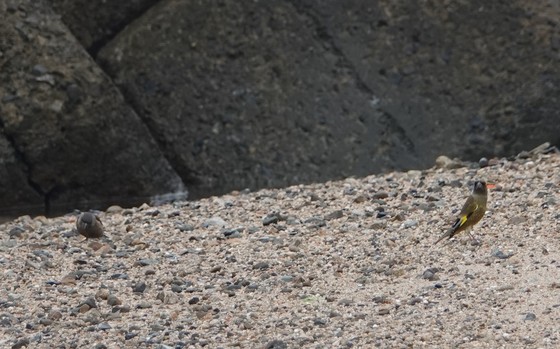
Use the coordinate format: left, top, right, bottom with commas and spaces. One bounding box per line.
133, 281, 147, 293
325, 210, 344, 221
313, 318, 327, 326
8, 226, 25, 238
12, 338, 30, 349
372, 191, 389, 199
262, 213, 281, 226
252, 262, 269, 270
50, 0, 157, 50
304, 216, 326, 228
107, 295, 122, 306
0, 0, 183, 217
422, 268, 437, 281
136, 259, 158, 266
97, 0, 423, 200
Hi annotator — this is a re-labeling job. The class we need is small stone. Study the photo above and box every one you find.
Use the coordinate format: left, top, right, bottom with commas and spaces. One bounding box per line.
133, 281, 147, 293
107, 295, 122, 306
265, 340, 288, 349
210, 266, 222, 273
79, 304, 91, 314
136, 258, 158, 266
407, 297, 423, 305
372, 191, 389, 199
12, 338, 30, 349
523, 313, 536, 321
492, 250, 514, 259
304, 216, 326, 228
223, 229, 241, 238
80, 298, 97, 310
252, 262, 269, 270
188, 297, 200, 305
202, 217, 226, 228
325, 210, 344, 221
402, 220, 418, 229
177, 223, 194, 232
31, 64, 48, 76
479, 157, 489, 167
338, 299, 353, 306
426, 194, 441, 202
354, 195, 367, 203
8, 226, 25, 238
137, 301, 152, 309
262, 213, 281, 226
378, 308, 391, 315
106, 205, 123, 213
98, 322, 112, 331
508, 216, 526, 225
422, 268, 437, 281
125, 332, 137, 340
48, 310, 62, 321
313, 318, 327, 326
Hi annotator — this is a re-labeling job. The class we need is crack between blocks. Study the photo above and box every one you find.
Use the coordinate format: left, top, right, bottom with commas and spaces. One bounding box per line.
0, 117, 48, 215
286, 1, 416, 154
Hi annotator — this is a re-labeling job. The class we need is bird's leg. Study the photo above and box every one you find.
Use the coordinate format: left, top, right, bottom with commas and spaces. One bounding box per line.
467, 228, 481, 246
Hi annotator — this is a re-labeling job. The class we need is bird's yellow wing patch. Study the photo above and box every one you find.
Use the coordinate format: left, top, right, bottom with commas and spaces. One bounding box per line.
458, 214, 468, 227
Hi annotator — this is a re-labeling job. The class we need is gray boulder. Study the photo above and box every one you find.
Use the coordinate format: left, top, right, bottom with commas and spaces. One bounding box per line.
0, 0, 183, 215
98, 0, 560, 199
97, 0, 421, 198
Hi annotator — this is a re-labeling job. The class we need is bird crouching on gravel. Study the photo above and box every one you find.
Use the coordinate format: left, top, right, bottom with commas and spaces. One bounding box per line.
435, 180, 488, 245
76, 212, 104, 239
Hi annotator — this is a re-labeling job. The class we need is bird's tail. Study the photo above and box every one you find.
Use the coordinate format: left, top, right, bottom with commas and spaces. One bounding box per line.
434, 228, 454, 245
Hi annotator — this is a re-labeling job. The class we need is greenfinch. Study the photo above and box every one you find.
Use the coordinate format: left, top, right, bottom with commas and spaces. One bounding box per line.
435, 181, 488, 244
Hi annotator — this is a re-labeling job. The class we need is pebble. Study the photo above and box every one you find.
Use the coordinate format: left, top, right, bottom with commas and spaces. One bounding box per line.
422, 268, 437, 280
492, 250, 514, 259
262, 213, 281, 225
325, 210, 344, 220
133, 281, 147, 293
107, 295, 122, 306
402, 220, 418, 229
252, 262, 269, 270
136, 258, 158, 266
202, 217, 226, 228
372, 191, 389, 199
106, 205, 123, 213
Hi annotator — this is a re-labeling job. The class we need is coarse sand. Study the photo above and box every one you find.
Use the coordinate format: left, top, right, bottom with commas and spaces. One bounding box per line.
1, 149, 559, 348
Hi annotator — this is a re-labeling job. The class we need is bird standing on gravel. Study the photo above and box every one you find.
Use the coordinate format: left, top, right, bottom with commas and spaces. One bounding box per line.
435, 181, 488, 244
76, 212, 104, 239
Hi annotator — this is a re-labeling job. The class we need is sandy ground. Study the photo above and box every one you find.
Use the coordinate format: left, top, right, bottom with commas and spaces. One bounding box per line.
0, 149, 559, 349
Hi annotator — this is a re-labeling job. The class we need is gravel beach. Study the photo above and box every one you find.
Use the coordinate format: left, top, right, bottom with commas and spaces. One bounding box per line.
1, 150, 559, 348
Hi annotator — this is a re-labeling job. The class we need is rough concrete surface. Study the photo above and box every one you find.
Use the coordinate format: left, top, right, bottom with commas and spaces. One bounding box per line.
0, 149, 558, 348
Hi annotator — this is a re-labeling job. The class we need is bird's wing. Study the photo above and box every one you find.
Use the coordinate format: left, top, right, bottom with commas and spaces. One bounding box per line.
453, 204, 476, 230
